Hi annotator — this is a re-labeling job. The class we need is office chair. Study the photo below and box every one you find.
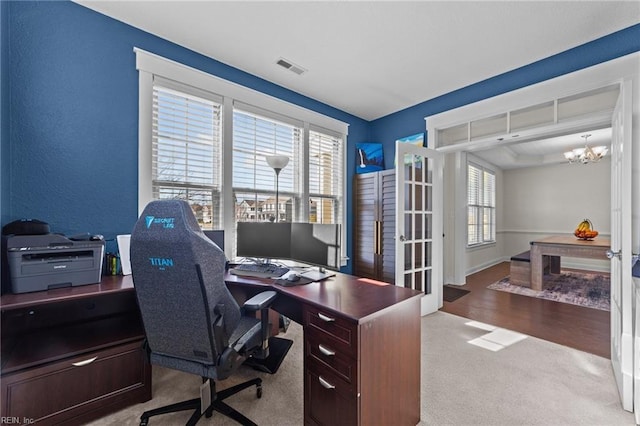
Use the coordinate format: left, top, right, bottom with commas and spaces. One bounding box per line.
130, 200, 276, 426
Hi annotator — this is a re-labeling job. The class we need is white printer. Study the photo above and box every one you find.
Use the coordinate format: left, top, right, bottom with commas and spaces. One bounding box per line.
6, 234, 105, 294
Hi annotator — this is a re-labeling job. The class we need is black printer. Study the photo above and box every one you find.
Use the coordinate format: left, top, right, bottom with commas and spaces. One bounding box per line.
6, 234, 105, 294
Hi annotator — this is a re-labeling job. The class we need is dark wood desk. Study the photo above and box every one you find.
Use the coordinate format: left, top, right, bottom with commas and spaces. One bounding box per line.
1, 273, 422, 426
0, 276, 151, 425
226, 272, 422, 426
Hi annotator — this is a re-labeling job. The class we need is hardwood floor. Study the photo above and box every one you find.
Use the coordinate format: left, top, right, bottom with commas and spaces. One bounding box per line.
440, 262, 610, 359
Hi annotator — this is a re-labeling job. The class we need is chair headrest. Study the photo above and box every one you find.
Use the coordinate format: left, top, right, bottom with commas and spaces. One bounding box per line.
137, 200, 201, 235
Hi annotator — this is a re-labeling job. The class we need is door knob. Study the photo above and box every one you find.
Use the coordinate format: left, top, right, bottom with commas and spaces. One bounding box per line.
399, 235, 406, 242
606, 250, 639, 266
606, 249, 621, 260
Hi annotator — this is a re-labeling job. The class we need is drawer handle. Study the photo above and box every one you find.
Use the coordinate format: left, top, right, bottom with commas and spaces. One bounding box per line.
318, 344, 335, 356
318, 313, 335, 322
318, 376, 336, 389
72, 356, 98, 367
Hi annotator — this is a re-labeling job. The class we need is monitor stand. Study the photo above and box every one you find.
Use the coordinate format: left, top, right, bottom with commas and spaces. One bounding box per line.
300, 267, 335, 281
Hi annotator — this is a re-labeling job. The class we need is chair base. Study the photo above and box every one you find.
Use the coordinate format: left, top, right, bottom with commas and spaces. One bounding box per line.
140, 377, 262, 426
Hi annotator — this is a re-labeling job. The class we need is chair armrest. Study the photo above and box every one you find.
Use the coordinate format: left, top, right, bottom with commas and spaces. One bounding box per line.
243, 290, 277, 311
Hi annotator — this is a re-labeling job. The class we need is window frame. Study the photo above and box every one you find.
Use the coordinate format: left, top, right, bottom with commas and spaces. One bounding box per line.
135, 48, 349, 264
466, 160, 496, 248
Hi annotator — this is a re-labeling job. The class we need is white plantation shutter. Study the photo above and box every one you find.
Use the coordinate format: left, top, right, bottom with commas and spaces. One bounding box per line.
467, 162, 495, 246
309, 128, 343, 224
152, 80, 222, 228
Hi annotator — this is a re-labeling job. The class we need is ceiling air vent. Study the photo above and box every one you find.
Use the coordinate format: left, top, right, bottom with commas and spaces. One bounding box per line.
276, 57, 306, 75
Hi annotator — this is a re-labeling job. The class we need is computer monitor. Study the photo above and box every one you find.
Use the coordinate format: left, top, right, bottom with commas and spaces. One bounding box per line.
203, 230, 225, 251
290, 223, 341, 270
236, 222, 292, 261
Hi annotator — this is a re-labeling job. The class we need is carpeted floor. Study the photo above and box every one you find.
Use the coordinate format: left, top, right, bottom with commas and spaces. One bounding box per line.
488, 270, 610, 311
87, 311, 632, 425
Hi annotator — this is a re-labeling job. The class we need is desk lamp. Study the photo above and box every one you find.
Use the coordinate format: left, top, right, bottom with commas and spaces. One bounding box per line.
265, 155, 289, 222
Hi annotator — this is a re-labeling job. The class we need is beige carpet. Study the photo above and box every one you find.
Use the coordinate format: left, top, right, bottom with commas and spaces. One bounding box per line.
87, 311, 633, 425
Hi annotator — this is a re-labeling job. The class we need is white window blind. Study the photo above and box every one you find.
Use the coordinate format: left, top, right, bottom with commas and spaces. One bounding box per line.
152, 82, 222, 228
309, 129, 343, 224
232, 108, 302, 223
467, 162, 495, 246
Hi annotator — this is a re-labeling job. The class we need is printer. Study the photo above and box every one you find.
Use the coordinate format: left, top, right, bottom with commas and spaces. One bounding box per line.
6, 234, 105, 294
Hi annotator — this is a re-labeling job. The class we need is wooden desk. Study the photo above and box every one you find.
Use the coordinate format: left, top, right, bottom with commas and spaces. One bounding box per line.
226, 272, 422, 426
530, 236, 611, 291
1, 272, 421, 426
0, 276, 151, 425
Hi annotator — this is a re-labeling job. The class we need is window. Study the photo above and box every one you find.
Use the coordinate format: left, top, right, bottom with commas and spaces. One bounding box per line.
152, 81, 222, 229
308, 128, 343, 224
233, 107, 302, 223
467, 162, 495, 246
136, 48, 348, 263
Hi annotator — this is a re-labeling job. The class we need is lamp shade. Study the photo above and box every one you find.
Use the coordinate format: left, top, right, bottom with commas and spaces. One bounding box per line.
266, 155, 290, 170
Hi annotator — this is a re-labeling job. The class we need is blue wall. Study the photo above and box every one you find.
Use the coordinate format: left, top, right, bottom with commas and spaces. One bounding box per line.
370, 24, 640, 164
1, 1, 9, 229
3, 1, 639, 275
3, 1, 369, 271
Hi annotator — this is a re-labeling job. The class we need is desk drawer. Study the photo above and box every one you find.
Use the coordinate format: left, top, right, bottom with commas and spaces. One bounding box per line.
305, 356, 358, 426
1, 340, 150, 425
306, 328, 356, 385
304, 306, 357, 358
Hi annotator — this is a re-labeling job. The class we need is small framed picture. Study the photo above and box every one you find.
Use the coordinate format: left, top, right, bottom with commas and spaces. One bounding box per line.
356, 142, 384, 174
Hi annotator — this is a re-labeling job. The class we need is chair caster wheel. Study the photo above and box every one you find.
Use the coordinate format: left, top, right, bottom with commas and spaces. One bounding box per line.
140, 417, 149, 426
256, 384, 263, 399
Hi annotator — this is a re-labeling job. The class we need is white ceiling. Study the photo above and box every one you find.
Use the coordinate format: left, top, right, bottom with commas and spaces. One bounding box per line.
74, 1, 638, 169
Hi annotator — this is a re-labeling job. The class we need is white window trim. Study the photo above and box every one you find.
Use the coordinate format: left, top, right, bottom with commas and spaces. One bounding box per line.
135, 47, 349, 265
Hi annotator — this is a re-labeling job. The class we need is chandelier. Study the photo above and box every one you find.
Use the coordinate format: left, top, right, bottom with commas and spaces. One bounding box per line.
563, 134, 608, 164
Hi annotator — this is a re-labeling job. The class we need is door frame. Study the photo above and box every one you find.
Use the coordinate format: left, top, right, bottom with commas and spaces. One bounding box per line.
425, 52, 639, 412
426, 52, 639, 288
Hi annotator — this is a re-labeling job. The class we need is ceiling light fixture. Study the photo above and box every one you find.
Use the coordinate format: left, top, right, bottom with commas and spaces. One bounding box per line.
563, 134, 608, 164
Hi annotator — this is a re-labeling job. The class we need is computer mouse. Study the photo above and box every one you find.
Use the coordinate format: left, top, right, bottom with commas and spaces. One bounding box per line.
286, 273, 301, 282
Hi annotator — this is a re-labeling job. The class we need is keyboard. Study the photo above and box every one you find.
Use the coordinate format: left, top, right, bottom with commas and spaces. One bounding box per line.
230, 263, 290, 278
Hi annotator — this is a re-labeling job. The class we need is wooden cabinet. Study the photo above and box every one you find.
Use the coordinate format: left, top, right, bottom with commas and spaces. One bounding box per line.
0, 276, 151, 425
353, 170, 396, 283
302, 299, 420, 426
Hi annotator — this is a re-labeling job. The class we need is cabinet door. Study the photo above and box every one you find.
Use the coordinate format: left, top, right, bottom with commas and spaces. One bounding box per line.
379, 170, 396, 283
353, 173, 378, 279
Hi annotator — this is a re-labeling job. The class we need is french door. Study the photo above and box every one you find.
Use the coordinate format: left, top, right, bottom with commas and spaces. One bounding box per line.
395, 142, 443, 315
609, 80, 634, 413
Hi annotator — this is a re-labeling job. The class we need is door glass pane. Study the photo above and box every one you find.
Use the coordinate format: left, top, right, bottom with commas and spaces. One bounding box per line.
404, 243, 412, 269
414, 242, 423, 269
425, 185, 433, 211
414, 183, 424, 211
414, 271, 423, 292
425, 242, 432, 267
404, 183, 412, 210
425, 269, 432, 295
425, 214, 432, 239
414, 215, 424, 240
424, 158, 432, 182
404, 213, 413, 239
404, 272, 412, 289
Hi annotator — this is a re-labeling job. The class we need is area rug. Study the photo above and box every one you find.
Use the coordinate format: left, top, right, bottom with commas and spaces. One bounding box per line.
443, 285, 470, 302
487, 271, 610, 311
